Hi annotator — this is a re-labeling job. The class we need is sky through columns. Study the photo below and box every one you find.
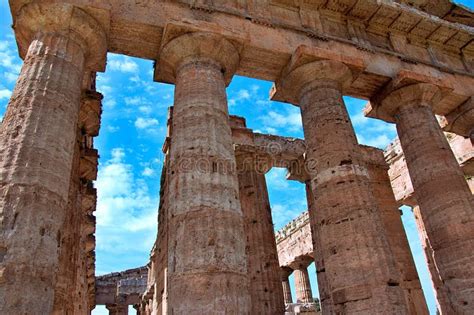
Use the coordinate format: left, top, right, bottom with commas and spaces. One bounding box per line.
1, 1, 473, 314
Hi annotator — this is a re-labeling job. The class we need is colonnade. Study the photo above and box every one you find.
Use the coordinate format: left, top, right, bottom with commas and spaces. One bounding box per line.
0, 2, 473, 314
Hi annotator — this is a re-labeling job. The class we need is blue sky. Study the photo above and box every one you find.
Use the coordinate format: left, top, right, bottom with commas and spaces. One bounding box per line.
1, 1, 473, 314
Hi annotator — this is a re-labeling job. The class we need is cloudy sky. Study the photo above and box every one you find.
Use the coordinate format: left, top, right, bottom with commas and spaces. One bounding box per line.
1, 1, 473, 314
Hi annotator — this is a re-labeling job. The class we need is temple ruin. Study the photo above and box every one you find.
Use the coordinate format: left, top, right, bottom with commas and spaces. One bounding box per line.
1, 0, 474, 314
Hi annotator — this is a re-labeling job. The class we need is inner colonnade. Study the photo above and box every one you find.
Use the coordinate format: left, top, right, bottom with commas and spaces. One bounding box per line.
1, 1, 474, 314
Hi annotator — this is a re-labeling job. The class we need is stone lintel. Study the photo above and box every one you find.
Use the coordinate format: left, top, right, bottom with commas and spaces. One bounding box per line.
271, 45, 365, 105
365, 70, 456, 123
12, 2, 108, 71
154, 23, 243, 86
96, 267, 148, 306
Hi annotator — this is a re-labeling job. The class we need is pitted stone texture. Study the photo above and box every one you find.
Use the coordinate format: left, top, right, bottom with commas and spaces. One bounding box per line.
0, 32, 86, 314
162, 33, 250, 314
363, 146, 428, 315
281, 267, 294, 305
390, 84, 474, 313
284, 60, 409, 313
305, 184, 333, 314
13, 2, 107, 71
237, 161, 285, 314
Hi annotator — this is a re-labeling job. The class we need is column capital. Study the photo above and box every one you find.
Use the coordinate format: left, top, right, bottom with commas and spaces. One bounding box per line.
271, 46, 364, 105
280, 266, 293, 280
13, 2, 107, 71
274, 60, 352, 105
155, 31, 240, 86
370, 82, 442, 122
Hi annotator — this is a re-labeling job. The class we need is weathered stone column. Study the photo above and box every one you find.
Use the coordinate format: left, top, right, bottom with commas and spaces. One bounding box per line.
278, 60, 409, 313
0, 3, 106, 314
155, 32, 250, 313
106, 304, 129, 315
281, 267, 293, 304
305, 182, 333, 313
412, 205, 451, 314
293, 264, 313, 303
362, 147, 428, 314
236, 150, 285, 314
380, 83, 474, 313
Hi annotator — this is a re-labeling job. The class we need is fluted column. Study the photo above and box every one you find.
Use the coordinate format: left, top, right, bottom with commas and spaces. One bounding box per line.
278, 60, 409, 313
236, 151, 285, 314
106, 304, 129, 315
293, 264, 313, 303
412, 205, 451, 314
281, 267, 293, 305
156, 32, 250, 313
363, 148, 428, 314
380, 83, 474, 313
305, 183, 333, 313
0, 3, 106, 314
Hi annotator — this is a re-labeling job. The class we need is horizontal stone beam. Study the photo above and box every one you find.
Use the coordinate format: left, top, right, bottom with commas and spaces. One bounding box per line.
95, 267, 148, 306
9, 1, 474, 114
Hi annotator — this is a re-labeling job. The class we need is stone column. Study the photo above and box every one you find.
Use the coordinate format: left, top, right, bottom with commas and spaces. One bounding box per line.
363, 147, 428, 314
380, 83, 474, 313
412, 205, 451, 314
106, 304, 129, 315
281, 267, 293, 304
293, 264, 313, 303
0, 3, 106, 314
236, 151, 285, 314
305, 182, 333, 313
279, 60, 409, 313
155, 32, 250, 313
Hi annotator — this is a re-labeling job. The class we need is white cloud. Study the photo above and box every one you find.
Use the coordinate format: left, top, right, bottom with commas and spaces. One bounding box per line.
4, 72, 18, 83
142, 167, 154, 177
125, 96, 144, 106
0, 88, 12, 100
95, 148, 158, 259
260, 109, 302, 132
265, 167, 290, 189
135, 117, 159, 129
106, 125, 119, 133
357, 134, 392, 149
350, 111, 369, 126
108, 58, 139, 73
139, 106, 153, 114
228, 89, 252, 106
0, 40, 22, 74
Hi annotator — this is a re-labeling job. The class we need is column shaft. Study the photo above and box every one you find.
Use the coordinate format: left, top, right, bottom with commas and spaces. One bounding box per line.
395, 103, 474, 312
238, 166, 285, 314
300, 80, 407, 313
0, 33, 85, 314
365, 153, 428, 314
294, 267, 313, 303
282, 276, 293, 304
413, 206, 452, 314
306, 183, 333, 313
167, 58, 249, 313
